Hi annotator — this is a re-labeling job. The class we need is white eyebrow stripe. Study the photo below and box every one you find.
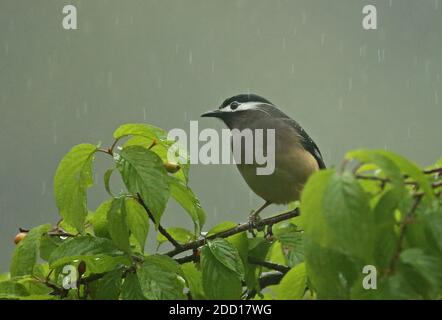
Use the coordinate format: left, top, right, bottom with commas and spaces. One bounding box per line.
222, 101, 270, 113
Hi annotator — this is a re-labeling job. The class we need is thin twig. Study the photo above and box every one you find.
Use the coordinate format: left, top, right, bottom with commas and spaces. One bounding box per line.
136, 193, 182, 248
166, 208, 300, 257
248, 256, 291, 273
387, 193, 423, 275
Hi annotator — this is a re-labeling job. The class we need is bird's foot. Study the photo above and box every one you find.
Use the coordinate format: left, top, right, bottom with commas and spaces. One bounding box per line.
248, 212, 263, 237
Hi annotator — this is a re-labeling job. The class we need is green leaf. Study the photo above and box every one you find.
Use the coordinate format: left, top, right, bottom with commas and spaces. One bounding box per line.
117, 146, 170, 226
157, 227, 195, 247
48, 236, 119, 265
372, 190, 401, 269
304, 238, 359, 299
400, 248, 442, 290
121, 272, 145, 300
114, 123, 167, 141
276, 263, 307, 300
89, 269, 123, 300
200, 245, 242, 299
90, 200, 113, 239
169, 177, 206, 234
182, 262, 205, 300
144, 255, 185, 277
300, 169, 336, 247
207, 238, 245, 280
10, 224, 52, 277
137, 258, 186, 300
107, 198, 130, 252
49, 254, 130, 274
103, 168, 115, 197
346, 149, 405, 192
54, 143, 97, 232
125, 136, 190, 184
347, 149, 434, 201
39, 235, 63, 262
125, 198, 149, 251
322, 172, 374, 260
0, 281, 29, 298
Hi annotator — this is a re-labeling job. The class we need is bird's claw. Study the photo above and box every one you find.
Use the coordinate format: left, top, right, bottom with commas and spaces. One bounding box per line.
248, 212, 263, 237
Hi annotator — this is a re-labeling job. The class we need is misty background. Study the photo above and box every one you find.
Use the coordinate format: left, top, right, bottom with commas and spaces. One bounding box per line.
1, 0, 441, 271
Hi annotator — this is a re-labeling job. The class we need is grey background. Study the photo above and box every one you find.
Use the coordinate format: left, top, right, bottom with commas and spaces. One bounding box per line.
1, 0, 441, 271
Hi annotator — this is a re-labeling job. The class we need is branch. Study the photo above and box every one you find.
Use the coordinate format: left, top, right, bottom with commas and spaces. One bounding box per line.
248, 256, 290, 273
165, 208, 300, 257
387, 193, 423, 275
136, 193, 182, 248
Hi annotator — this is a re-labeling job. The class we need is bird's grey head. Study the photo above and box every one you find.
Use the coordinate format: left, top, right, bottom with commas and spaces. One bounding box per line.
201, 94, 277, 129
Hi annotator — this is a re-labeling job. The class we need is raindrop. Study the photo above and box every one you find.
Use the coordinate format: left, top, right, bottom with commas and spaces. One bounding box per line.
424, 60, 431, 77
377, 49, 385, 63
338, 98, 344, 110
143, 108, 147, 121
320, 34, 326, 47
435, 91, 439, 105
249, 190, 254, 206
188, 51, 193, 65
157, 77, 162, 89
293, 27, 297, 36
211, 61, 215, 73
348, 77, 353, 92
83, 102, 88, 115
435, 0, 439, 10
175, 44, 179, 55
282, 37, 286, 50
291, 63, 295, 74
4, 43, 8, 55
53, 121, 58, 145
407, 127, 412, 138
301, 11, 307, 25
76, 107, 81, 119
41, 181, 47, 196
389, 0, 393, 8
359, 44, 367, 58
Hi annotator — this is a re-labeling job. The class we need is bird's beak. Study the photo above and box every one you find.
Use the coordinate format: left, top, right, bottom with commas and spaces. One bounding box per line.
201, 109, 223, 118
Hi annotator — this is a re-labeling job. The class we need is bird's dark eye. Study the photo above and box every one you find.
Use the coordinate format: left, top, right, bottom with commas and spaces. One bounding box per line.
230, 101, 239, 110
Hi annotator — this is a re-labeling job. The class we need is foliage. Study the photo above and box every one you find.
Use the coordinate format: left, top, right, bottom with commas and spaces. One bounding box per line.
1, 123, 441, 300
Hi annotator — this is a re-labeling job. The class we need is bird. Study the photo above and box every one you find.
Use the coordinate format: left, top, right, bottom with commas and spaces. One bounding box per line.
201, 93, 325, 220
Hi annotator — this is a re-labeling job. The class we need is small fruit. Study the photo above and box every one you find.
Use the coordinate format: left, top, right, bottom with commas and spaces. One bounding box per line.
78, 261, 87, 276
164, 162, 181, 173
14, 232, 27, 244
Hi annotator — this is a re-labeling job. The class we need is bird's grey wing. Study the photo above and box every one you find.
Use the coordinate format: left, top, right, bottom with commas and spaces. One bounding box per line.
256, 104, 326, 169
280, 118, 326, 169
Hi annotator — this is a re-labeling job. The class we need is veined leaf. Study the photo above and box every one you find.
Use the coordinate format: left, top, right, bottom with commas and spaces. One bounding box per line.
137, 257, 186, 300
54, 143, 97, 232
170, 177, 206, 234
117, 146, 170, 226
89, 269, 123, 300
207, 238, 245, 280
107, 198, 130, 252
182, 262, 205, 300
323, 172, 375, 261
200, 245, 242, 300
121, 272, 145, 300
125, 198, 149, 251
48, 236, 119, 265
276, 263, 307, 300
10, 224, 52, 277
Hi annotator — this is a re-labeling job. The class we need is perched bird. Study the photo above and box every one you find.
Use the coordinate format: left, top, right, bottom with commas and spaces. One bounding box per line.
201, 94, 325, 219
